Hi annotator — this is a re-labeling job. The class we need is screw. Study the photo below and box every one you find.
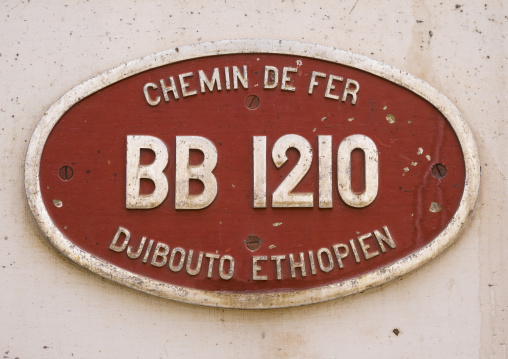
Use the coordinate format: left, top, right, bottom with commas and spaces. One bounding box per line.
245, 94, 260, 110
245, 235, 261, 251
431, 163, 447, 179
59, 166, 74, 180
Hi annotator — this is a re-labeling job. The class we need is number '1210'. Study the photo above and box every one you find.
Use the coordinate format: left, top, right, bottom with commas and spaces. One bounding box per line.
253, 134, 379, 209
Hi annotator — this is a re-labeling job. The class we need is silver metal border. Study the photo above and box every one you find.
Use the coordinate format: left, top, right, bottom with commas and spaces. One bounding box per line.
25, 39, 480, 309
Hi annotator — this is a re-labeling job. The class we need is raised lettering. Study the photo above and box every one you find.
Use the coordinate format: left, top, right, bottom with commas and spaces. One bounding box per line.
205, 253, 220, 278
263, 66, 278, 89
374, 226, 396, 252
271, 255, 285, 280
219, 256, 235, 280
160, 77, 179, 101
175, 136, 218, 209
332, 243, 349, 269
126, 135, 169, 209
281, 66, 297, 91
198, 68, 222, 93
109, 226, 130, 252
127, 236, 146, 259
308, 71, 326, 94
337, 135, 379, 208
342, 79, 360, 104
317, 247, 334, 272
179, 72, 197, 97
253, 256, 268, 280
169, 247, 185, 272
143, 82, 160, 106
186, 250, 203, 276
151, 243, 169, 267
289, 252, 307, 278
232, 65, 248, 89
357, 233, 379, 260
253, 136, 267, 208
325, 74, 343, 100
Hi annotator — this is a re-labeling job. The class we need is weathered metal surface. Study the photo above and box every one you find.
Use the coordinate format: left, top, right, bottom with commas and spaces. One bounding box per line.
25, 39, 480, 309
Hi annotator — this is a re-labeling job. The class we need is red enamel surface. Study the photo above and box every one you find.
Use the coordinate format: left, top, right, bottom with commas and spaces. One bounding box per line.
39, 54, 466, 293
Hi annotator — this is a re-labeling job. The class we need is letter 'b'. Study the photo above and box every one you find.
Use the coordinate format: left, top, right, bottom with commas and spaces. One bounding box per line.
175, 136, 218, 209
126, 135, 169, 209
125, 135, 218, 210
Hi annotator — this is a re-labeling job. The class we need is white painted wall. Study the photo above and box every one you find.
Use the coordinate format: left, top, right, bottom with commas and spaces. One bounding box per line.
1, 0, 506, 357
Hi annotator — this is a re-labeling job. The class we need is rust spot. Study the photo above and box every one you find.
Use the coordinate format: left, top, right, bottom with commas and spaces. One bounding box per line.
393, 328, 400, 336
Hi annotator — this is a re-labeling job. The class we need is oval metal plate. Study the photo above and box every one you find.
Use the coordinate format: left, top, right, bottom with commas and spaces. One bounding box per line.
25, 40, 480, 308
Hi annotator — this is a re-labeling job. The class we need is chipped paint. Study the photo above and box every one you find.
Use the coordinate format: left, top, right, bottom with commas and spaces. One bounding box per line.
429, 202, 442, 213
386, 114, 396, 124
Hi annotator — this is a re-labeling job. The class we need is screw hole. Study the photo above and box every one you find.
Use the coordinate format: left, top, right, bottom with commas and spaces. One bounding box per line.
245, 235, 261, 251
244, 94, 260, 110
59, 166, 74, 181
431, 163, 447, 179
